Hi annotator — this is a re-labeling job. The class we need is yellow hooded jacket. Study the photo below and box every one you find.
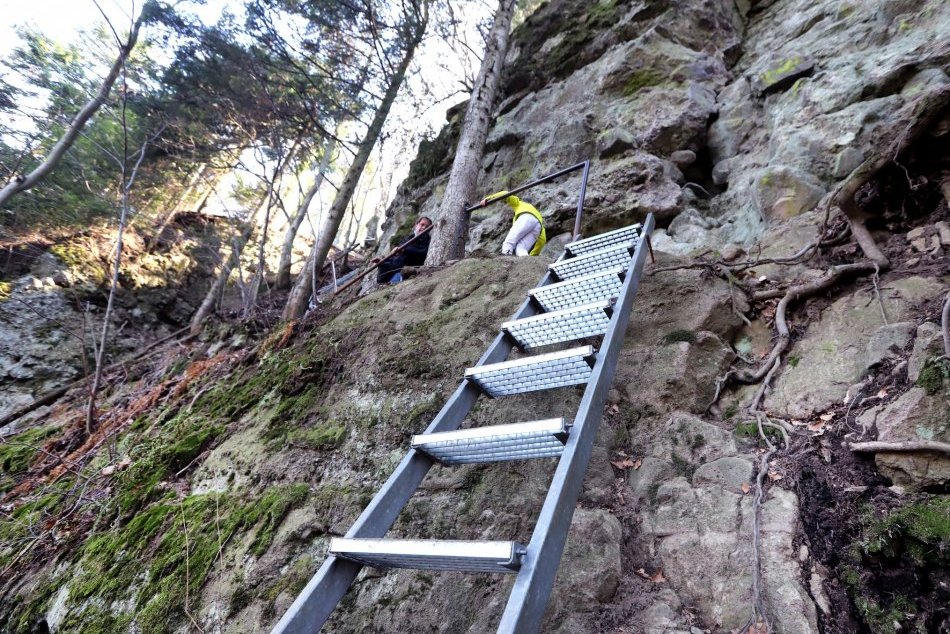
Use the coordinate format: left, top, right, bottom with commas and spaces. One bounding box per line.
488, 191, 547, 256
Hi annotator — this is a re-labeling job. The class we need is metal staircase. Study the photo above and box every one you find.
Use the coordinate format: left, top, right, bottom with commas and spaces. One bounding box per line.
273, 167, 654, 633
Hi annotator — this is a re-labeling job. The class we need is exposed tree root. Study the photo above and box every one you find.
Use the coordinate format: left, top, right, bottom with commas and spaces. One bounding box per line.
850, 440, 950, 455
742, 411, 786, 634
832, 83, 950, 268
732, 262, 878, 389
942, 291, 949, 357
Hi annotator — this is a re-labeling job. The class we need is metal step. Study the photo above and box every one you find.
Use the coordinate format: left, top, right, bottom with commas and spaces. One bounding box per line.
550, 243, 634, 281
565, 223, 641, 256
502, 300, 613, 350
464, 346, 595, 397
412, 418, 571, 464
329, 538, 525, 573
528, 267, 625, 312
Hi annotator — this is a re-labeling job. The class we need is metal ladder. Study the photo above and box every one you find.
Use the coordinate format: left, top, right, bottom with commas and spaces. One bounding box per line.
273, 215, 656, 633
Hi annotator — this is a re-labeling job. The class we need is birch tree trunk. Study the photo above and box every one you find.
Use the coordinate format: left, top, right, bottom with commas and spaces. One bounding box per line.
275, 134, 336, 289
425, 0, 517, 265
282, 16, 427, 321
0, 7, 148, 209
242, 141, 299, 318
148, 162, 208, 249
190, 187, 272, 334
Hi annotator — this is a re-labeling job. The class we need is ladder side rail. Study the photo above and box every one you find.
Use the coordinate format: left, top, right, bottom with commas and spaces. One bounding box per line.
271, 272, 559, 634
496, 214, 655, 634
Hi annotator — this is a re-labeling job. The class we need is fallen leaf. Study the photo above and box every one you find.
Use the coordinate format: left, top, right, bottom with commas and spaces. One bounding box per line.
610, 457, 639, 469
791, 419, 806, 426
819, 413, 834, 421
650, 569, 667, 583
768, 469, 784, 481
101, 465, 116, 476
633, 458, 642, 470
807, 419, 828, 432
117, 456, 132, 471
634, 568, 650, 580
876, 388, 888, 398
741, 482, 751, 494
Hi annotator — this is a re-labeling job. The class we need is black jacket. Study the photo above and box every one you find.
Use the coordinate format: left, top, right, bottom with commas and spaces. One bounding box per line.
377, 231, 431, 283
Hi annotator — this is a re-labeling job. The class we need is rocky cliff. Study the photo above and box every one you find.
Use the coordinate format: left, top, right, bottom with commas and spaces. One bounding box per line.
1, 1, 948, 633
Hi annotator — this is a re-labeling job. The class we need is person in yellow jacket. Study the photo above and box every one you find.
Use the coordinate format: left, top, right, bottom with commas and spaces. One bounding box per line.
482, 190, 547, 256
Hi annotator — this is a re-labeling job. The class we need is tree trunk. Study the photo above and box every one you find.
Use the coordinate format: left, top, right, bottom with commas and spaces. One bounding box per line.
425, 0, 517, 265
148, 161, 208, 250
85, 77, 157, 432
243, 140, 300, 319
282, 19, 426, 321
190, 186, 274, 334
275, 135, 336, 289
0, 9, 147, 209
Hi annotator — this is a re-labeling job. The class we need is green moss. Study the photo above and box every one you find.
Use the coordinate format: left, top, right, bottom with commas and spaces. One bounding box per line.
113, 408, 225, 516
259, 554, 316, 619
622, 69, 666, 96
917, 357, 948, 395
663, 329, 696, 345
759, 56, 803, 87
841, 566, 861, 589
861, 498, 950, 566
68, 484, 310, 633
286, 423, 346, 449
543, 0, 621, 77
787, 355, 800, 368
406, 397, 440, 431
842, 498, 949, 633
0, 426, 60, 493
50, 242, 107, 284
733, 422, 781, 443
853, 594, 915, 634
723, 404, 739, 420
505, 164, 533, 190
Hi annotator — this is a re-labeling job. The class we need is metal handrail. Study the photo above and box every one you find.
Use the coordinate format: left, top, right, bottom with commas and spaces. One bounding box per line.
466, 159, 591, 241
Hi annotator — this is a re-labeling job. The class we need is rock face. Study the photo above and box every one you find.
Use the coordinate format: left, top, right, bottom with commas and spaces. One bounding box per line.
857, 387, 950, 487
381, 0, 950, 259
0, 227, 218, 426
4, 1, 949, 633
764, 276, 946, 418
362, 0, 950, 631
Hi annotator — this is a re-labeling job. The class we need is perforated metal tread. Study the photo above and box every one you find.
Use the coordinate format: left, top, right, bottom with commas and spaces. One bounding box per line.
502, 300, 613, 350
464, 346, 595, 397
565, 223, 641, 256
528, 268, 625, 313
412, 418, 570, 464
550, 243, 634, 281
329, 538, 525, 573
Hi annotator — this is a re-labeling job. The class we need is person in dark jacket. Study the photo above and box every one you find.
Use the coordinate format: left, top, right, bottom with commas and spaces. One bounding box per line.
376, 216, 433, 284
